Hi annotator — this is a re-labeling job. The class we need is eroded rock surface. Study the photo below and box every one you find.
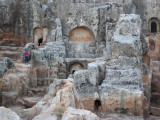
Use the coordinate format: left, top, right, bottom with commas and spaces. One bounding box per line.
62, 107, 99, 120
0, 107, 20, 120
0, 57, 14, 78
23, 78, 78, 120
0, 0, 159, 119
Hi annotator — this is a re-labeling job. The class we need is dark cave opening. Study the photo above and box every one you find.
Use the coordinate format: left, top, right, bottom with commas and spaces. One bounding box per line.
95, 99, 101, 111
38, 38, 43, 46
72, 70, 76, 74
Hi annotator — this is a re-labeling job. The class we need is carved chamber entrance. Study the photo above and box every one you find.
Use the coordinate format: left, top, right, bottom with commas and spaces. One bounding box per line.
33, 27, 48, 46
69, 26, 94, 42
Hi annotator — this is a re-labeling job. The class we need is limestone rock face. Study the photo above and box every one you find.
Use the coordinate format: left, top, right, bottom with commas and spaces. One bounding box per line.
70, 14, 144, 116
0, 57, 14, 78
0, 0, 57, 40
114, 14, 141, 37
99, 57, 143, 115
0, 107, 20, 120
32, 113, 57, 120
111, 14, 142, 59
62, 107, 99, 120
31, 19, 66, 66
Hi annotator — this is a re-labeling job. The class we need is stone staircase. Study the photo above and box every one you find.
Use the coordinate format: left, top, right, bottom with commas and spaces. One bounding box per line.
0, 32, 30, 61
0, 46, 23, 61
150, 56, 160, 116
1, 62, 48, 111
0, 32, 49, 119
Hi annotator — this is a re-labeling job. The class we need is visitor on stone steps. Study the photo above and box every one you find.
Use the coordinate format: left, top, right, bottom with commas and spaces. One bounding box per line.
24, 50, 29, 63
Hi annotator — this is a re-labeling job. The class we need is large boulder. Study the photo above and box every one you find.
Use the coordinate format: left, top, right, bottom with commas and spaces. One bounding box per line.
23, 78, 78, 120
0, 107, 20, 120
32, 113, 57, 120
62, 107, 99, 120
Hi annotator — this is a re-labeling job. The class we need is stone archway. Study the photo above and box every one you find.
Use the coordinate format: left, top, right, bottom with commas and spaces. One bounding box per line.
69, 62, 84, 74
69, 26, 94, 42
149, 18, 159, 33
2, 24, 10, 32
33, 27, 43, 46
33, 27, 48, 46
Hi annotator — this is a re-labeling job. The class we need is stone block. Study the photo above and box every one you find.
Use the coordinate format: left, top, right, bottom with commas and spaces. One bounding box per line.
152, 67, 159, 73
150, 106, 160, 116
151, 80, 160, 93
2, 91, 18, 107
151, 93, 160, 106
142, 75, 151, 84
150, 55, 158, 61
152, 73, 160, 81
99, 86, 143, 116
151, 61, 160, 68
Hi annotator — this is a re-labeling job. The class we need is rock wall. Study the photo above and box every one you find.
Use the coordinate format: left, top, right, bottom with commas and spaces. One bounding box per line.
70, 14, 144, 116
134, 0, 160, 34
0, 0, 56, 40
57, 2, 124, 58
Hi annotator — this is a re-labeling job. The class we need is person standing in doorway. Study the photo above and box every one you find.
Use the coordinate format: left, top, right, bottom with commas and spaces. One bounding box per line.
24, 50, 29, 63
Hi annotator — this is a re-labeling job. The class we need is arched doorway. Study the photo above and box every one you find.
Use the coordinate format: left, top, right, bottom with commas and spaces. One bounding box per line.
151, 22, 157, 33
33, 27, 48, 46
69, 62, 84, 74
2, 24, 10, 32
33, 27, 43, 46
69, 26, 94, 42
38, 38, 43, 46
149, 18, 159, 33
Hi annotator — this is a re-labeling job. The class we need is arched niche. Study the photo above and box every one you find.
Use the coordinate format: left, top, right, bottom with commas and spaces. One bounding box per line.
69, 26, 94, 42
33, 27, 48, 46
69, 62, 84, 74
2, 24, 10, 32
149, 18, 159, 33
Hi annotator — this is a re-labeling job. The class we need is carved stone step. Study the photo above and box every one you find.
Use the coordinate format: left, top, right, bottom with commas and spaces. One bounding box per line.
150, 106, 160, 116
22, 96, 43, 108
0, 46, 23, 52
151, 93, 160, 106
2, 91, 18, 107
29, 86, 48, 96
0, 51, 21, 60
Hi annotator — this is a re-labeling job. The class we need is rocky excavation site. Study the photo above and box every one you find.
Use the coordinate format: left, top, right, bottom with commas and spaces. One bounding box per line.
1, 0, 160, 120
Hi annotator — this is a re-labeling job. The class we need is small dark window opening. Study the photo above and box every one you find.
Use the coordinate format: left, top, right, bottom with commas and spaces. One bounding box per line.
151, 22, 157, 33
72, 70, 76, 74
95, 100, 101, 111
38, 38, 43, 46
